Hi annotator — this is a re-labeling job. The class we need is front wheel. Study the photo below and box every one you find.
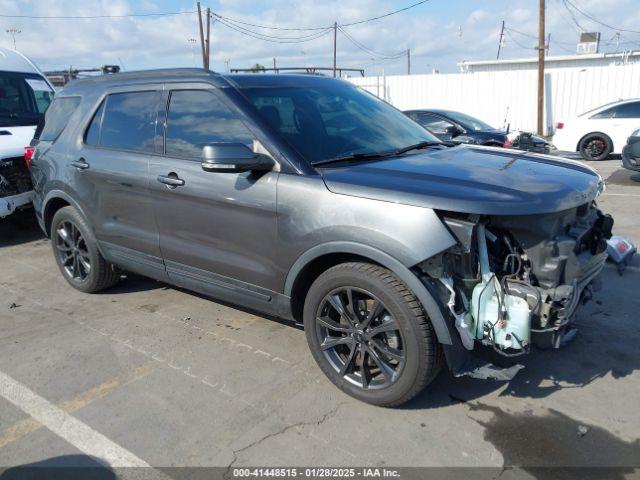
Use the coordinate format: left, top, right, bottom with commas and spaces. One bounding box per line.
303, 262, 442, 407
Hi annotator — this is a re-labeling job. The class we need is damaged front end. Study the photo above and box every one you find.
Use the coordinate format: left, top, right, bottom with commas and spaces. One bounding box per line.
420, 202, 613, 380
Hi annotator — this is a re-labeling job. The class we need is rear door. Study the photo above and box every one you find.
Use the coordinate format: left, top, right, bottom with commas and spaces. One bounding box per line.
72, 87, 165, 278
149, 86, 280, 309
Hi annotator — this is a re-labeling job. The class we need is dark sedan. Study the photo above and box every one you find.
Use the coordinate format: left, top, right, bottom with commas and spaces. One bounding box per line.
404, 109, 553, 153
622, 128, 640, 174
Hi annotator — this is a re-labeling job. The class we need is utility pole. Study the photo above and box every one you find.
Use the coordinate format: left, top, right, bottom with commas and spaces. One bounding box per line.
273, 57, 277, 72
205, 7, 211, 70
407, 49, 411, 75
537, 0, 545, 135
333, 21, 337, 78
497, 20, 505, 59
196, 2, 206, 69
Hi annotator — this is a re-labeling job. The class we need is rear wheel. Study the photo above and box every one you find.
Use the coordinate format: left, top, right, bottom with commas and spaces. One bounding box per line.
51, 206, 119, 293
303, 262, 441, 407
578, 133, 612, 161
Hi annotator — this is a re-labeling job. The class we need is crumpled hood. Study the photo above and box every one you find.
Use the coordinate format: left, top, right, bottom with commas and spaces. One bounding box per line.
320, 145, 603, 215
0, 126, 36, 159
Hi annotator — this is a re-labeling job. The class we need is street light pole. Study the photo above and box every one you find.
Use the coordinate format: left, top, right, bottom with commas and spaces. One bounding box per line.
6, 28, 20, 50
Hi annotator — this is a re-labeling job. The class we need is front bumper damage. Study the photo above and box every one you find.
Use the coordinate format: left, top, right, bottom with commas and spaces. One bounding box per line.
420, 202, 613, 381
0, 155, 33, 218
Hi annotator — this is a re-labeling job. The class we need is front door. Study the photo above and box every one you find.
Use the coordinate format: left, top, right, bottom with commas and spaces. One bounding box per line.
149, 88, 280, 311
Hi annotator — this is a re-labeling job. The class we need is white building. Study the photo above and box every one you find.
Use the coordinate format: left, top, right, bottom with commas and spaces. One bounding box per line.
458, 50, 640, 73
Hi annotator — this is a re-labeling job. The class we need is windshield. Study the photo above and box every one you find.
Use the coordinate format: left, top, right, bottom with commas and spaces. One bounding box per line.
240, 83, 439, 164
0, 71, 54, 128
444, 111, 494, 131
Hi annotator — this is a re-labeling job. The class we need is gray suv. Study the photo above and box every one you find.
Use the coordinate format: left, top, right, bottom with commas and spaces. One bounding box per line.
31, 69, 612, 406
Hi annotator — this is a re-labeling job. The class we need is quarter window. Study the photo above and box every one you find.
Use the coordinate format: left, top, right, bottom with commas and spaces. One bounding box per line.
165, 90, 253, 159
84, 101, 105, 146
38, 97, 81, 142
99, 91, 160, 152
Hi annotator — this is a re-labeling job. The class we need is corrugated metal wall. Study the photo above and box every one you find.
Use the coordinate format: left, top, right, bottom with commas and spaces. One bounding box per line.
347, 63, 640, 136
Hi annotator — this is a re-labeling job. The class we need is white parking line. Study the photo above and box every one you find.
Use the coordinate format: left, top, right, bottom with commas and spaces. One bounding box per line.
0, 370, 150, 468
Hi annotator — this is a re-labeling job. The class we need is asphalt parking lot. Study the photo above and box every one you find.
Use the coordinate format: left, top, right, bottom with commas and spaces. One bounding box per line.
0, 159, 639, 478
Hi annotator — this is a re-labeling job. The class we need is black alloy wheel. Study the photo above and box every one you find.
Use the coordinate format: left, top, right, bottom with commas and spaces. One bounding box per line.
315, 286, 405, 390
55, 220, 91, 282
304, 262, 442, 407
50, 206, 120, 293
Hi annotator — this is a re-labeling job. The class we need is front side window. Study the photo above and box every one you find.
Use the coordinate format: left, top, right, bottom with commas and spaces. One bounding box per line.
241, 84, 439, 164
100, 91, 160, 152
165, 90, 253, 159
416, 114, 454, 134
442, 111, 493, 131
612, 102, 640, 119
38, 97, 81, 142
0, 71, 54, 127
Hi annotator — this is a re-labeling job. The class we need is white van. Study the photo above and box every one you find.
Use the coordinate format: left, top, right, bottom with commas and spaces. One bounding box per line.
1, 47, 54, 217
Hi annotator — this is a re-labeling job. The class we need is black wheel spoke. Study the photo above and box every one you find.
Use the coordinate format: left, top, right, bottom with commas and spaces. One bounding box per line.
361, 299, 383, 329
345, 287, 359, 323
359, 347, 369, 389
367, 345, 395, 382
368, 317, 399, 337
371, 339, 404, 362
317, 315, 351, 333
321, 336, 354, 351
339, 344, 358, 376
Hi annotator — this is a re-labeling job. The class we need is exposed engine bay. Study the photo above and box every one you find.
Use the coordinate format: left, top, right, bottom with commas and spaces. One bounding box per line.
421, 202, 613, 374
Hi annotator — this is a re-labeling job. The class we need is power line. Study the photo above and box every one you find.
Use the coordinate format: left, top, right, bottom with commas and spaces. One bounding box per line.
341, 0, 431, 27
564, 0, 640, 34
504, 29, 535, 50
0, 10, 195, 19
561, 0, 586, 32
338, 26, 406, 59
213, 0, 431, 31
215, 17, 333, 43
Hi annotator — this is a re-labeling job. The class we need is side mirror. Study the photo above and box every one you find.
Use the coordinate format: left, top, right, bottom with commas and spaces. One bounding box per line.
445, 125, 463, 137
201, 143, 273, 173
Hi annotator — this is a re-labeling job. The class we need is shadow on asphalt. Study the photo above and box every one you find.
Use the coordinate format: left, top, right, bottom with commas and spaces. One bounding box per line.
0, 455, 116, 480
0, 210, 45, 247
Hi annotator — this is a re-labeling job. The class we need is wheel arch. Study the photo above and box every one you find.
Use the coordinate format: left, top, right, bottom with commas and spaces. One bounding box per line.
284, 242, 454, 345
42, 190, 89, 237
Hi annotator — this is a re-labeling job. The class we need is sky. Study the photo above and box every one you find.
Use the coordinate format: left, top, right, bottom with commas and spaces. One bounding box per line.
1, 0, 640, 76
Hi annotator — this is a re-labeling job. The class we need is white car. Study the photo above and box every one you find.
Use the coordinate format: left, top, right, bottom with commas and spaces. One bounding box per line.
553, 98, 640, 161
0, 47, 54, 217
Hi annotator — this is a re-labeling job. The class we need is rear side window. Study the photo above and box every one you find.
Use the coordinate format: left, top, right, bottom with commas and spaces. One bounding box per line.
99, 91, 160, 152
38, 97, 81, 142
165, 90, 253, 159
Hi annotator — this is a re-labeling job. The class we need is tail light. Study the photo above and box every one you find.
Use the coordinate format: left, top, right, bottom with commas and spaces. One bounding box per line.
503, 137, 512, 148
24, 146, 36, 170
556, 122, 564, 130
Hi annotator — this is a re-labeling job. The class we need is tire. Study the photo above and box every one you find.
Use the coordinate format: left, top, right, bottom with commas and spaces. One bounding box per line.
578, 133, 613, 161
303, 262, 442, 407
50, 206, 119, 293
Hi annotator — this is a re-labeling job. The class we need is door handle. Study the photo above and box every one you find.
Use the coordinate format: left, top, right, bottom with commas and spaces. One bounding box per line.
71, 158, 90, 170
157, 173, 185, 188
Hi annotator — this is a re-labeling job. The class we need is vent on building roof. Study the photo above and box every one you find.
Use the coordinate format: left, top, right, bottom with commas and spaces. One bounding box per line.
577, 32, 600, 55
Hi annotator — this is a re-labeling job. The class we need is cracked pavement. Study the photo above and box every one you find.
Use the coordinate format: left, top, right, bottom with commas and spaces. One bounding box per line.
0, 159, 639, 470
